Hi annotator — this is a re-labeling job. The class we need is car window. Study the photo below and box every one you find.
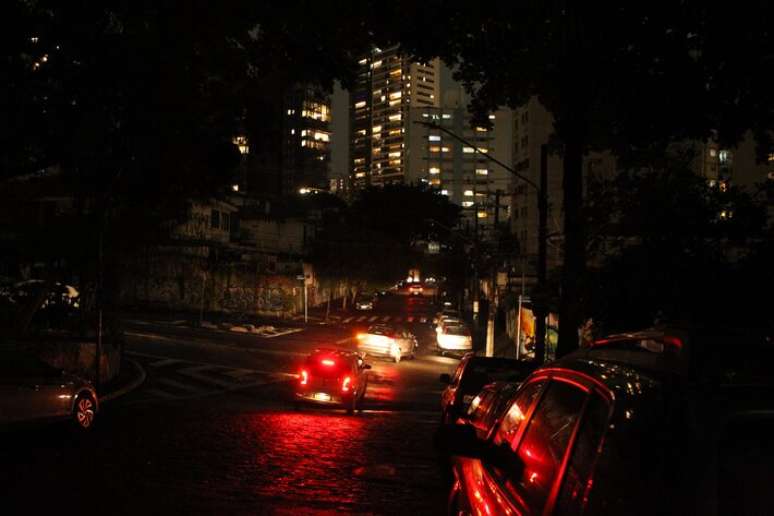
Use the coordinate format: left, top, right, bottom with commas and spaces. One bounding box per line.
451, 358, 468, 386
493, 380, 545, 449
0, 352, 60, 377
555, 393, 610, 515
507, 380, 587, 511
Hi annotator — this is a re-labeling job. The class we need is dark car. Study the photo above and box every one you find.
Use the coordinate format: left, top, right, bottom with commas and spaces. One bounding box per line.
0, 350, 98, 430
463, 381, 523, 441
439, 353, 536, 424
295, 349, 371, 414
440, 327, 774, 515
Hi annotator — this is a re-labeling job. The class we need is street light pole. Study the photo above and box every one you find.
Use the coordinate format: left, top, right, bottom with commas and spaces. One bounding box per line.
415, 120, 549, 364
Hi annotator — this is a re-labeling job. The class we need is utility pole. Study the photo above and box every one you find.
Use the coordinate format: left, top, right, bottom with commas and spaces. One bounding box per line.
485, 190, 502, 357
415, 120, 549, 365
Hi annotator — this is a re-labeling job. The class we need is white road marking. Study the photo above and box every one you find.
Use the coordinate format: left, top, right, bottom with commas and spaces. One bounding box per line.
368, 316, 378, 322
381, 316, 390, 322
356, 316, 367, 322
158, 378, 209, 394
222, 369, 259, 379
149, 358, 183, 368
260, 328, 303, 338
342, 317, 354, 323
178, 366, 236, 388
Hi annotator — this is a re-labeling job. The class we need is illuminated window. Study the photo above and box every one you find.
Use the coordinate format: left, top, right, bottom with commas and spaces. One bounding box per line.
429, 146, 441, 153
429, 135, 441, 142
476, 169, 489, 176
357, 129, 366, 136
463, 146, 475, 153
767, 153, 774, 163
709, 149, 717, 157
475, 127, 488, 132
372, 60, 382, 68
389, 159, 401, 166
358, 58, 367, 65
429, 167, 440, 175
719, 150, 731, 164
390, 69, 401, 77
232, 135, 249, 154
287, 109, 295, 115
355, 172, 366, 178
464, 190, 474, 196
311, 131, 330, 142
389, 129, 401, 136
488, 114, 496, 120
389, 91, 402, 99
389, 99, 400, 106
301, 101, 330, 122
429, 178, 441, 186
442, 114, 451, 119
372, 125, 382, 133
389, 151, 402, 158
355, 100, 367, 109
477, 211, 488, 218
388, 113, 402, 122
290, 129, 295, 135
441, 189, 449, 195
441, 146, 450, 152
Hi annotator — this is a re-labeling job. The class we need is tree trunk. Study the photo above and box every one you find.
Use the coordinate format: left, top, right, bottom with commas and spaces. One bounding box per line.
558, 125, 586, 358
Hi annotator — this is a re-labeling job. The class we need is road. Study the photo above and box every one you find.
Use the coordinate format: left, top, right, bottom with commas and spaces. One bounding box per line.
0, 294, 463, 515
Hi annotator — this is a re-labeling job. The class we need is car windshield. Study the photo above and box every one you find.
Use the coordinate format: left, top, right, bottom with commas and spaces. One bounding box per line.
445, 325, 469, 336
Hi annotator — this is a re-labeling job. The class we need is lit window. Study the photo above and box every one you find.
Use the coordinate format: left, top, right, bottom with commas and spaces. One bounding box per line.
477, 211, 488, 218
358, 58, 368, 65
709, 149, 717, 157
389, 99, 400, 106
389, 91, 402, 99
463, 146, 475, 153
355, 172, 366, 178
719, 150, 731, 164
442, 114, 451, 119
429, 135, 441, 142
389, 114, 402, 122
429, 179, 441, 185
232, 135, 249, 154
290, 129, 295, 135
464, 190, 474, 196
488, 114, 496, 120
389, 159, 401, 166
312, 131, 330, 142
287, 109, 295, 115
389, 151, 402, 158
441, 146, 450, 152
372, 60, 382, 68
476, 169, 489, 176
355, 100, 366, 109
381, 95, 387, 102
390, 69, 401, 77
389, 129, 401, 136
462, 201, 474, 207
475, 127, 488, 132
372, 125, 382, 133
429, 167, 440, 174
767, 153, 774, 163
441, 189, 449, 195
429, 146, 441, 153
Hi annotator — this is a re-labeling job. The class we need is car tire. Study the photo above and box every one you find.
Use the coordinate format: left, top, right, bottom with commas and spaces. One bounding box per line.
72, 393, 96, 430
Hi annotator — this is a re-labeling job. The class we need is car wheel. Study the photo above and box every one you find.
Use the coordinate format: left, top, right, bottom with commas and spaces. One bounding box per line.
73, 393, 96, 430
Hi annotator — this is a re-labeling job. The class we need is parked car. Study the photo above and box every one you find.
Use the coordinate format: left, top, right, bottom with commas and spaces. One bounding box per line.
0, 349, 98, 430
463, 381, 523, 440
354, 293, 375, 310
356, 324, 417, 363
294, 348, 370, 414
436, 323, 472, 354
439, 327, 774, 515
439, 353, 536, 424
408, 284, 423, 296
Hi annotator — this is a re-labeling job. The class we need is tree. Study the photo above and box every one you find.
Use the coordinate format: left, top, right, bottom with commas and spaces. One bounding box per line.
393, 2, 774, 356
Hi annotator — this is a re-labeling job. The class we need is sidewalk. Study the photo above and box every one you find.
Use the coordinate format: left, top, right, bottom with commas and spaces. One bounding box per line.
98, 357, 146, 403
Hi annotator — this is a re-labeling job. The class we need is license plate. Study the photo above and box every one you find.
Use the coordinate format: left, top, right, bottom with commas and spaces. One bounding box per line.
313, 392, 331, 401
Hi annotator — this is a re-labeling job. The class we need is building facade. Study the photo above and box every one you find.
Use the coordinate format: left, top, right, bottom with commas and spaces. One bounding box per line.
350, 46, 440, 188
283, 85, 332, 194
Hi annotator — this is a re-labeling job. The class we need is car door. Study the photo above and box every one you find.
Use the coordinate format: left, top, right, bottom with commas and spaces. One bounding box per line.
0, 354, 65, 422
486, 378, 590, 514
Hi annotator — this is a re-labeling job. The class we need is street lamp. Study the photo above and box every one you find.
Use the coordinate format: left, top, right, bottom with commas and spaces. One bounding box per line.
414, 120, 549, 364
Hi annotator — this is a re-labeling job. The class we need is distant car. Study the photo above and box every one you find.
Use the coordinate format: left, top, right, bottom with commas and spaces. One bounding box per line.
436, 323, 473, 354
0, 350, 98, 430
439, 353, 535, 424
441, 327, 774, 515
408, 284, 424, 296
356, 324, 418, 363
354, 293, 375, 310
295, 349, 370, 414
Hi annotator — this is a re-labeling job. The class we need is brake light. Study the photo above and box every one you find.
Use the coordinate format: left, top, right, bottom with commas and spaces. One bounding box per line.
663, 335, 683, 350
356, 333, 366, 340
300, 369, 308, 385
342, 376, 352, 392
321, 359, 336, 366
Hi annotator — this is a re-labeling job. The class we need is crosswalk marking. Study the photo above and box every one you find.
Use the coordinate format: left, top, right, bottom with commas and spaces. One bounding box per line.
342, 317, 354, 323
149, 358, 183, 368
356, 316, 367, 322
158, 377, 209, 395
381, 316, 390, 322
178, 366, 235, 388
222, 368, 258, 379
368, 316, 378, 322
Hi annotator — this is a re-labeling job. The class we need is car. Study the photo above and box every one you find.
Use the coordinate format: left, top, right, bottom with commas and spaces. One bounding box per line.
438, 326, 774, 515
435, 314, 463, 335
0, 349, 98, 430
356, 324, 418, 363
408, 284, 424, 296
439, 353, 536, 424
295, 349, 370, 414
354, 293, 375, 310
463, 381, 523, 440
436, 322, 472, 354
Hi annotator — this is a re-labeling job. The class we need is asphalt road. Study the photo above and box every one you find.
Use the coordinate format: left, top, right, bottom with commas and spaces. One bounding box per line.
0, 294, 463, 515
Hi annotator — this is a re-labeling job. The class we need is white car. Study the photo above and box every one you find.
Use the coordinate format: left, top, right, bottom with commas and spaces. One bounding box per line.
436, 323, 473, 354
356, 325, 417, 363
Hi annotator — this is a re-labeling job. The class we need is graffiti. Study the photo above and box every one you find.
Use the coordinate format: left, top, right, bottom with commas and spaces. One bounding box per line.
256, 287, 293, 313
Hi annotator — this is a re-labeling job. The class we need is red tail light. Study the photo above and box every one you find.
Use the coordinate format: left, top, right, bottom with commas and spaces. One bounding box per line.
342, 376, 352, 392
321, 358, 335, 366
300, 369, 308, 385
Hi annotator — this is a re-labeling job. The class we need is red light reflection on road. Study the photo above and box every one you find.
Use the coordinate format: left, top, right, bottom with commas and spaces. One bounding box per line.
246, 411, 367, 506
363, 366, 400, 405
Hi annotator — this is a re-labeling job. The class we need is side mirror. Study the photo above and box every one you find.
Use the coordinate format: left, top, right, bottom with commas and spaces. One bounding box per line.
439, 373, 451, 384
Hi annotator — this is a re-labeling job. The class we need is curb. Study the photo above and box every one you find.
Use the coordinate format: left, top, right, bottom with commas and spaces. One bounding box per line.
99, 358, 147, 403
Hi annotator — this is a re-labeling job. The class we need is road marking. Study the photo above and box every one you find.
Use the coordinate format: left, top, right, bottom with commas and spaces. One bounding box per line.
368, 316, 378, 322
356, 316, 366, 322
144, 388, 177, 399
222, 369, 259, 379
178, 366, 236, 388
342, 317, 354, 323
149, 358, 183, 368
381, 316, 390, 322
158, 378, 209, 395
260, 328, 303, 338
407, 316, 414, 323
